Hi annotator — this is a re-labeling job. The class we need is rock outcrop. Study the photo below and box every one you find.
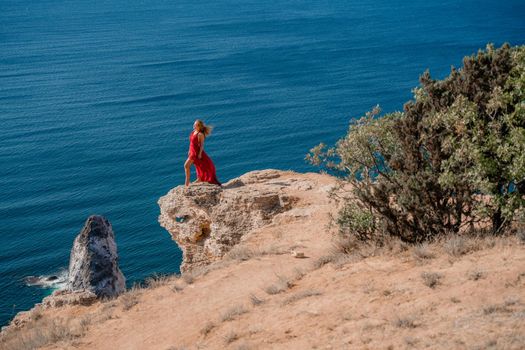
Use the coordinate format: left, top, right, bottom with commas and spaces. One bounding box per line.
158, 170, 308, 272
67, 215, 126, 298
2, 216, 125, 333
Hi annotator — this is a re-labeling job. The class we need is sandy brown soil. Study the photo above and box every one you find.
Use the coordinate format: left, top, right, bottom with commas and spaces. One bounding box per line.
2, 171, 524, 350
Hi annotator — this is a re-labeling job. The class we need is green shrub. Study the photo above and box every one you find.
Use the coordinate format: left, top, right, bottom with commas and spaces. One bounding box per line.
308, 43, 525, 242
337, 202, 377, 240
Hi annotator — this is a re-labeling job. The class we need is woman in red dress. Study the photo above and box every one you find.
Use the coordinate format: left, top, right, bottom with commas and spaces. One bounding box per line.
184, 119, 221, 186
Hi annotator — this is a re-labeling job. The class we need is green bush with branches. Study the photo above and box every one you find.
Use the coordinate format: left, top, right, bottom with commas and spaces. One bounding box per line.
308, 43, 525, 243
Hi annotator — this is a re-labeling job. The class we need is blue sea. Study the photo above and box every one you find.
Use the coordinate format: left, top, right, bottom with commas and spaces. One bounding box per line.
1, 0, 524, 326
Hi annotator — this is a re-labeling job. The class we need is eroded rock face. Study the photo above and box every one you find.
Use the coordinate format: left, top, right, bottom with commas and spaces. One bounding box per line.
158, 170, 298, 272
67, 215, 126, 298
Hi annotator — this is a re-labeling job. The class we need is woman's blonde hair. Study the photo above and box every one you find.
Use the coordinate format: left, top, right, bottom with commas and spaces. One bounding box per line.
195, 119, 213, 136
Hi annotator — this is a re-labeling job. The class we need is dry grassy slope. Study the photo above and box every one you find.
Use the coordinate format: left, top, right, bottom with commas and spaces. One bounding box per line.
2, 171, 524, 350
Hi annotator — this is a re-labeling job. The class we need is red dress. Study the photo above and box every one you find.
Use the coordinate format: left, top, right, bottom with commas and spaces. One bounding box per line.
188, 132, 221, 185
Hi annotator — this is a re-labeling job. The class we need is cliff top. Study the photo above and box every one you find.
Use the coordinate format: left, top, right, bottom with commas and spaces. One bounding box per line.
1, 170, 524, 350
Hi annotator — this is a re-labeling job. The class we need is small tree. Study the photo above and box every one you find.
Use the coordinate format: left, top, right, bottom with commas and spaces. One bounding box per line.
308, 43, 525, 242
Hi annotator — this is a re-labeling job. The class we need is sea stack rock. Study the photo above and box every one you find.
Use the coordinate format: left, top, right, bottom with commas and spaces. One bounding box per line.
67, 215, 126, 298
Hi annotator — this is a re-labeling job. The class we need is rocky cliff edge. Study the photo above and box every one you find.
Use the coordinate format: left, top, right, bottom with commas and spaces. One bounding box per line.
158, 169, 334, 273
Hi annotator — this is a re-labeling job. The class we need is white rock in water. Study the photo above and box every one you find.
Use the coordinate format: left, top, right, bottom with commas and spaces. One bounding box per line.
67, 215, 126, 298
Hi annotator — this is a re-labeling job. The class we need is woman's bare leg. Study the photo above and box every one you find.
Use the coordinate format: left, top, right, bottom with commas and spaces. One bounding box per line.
184, 158, 193, 186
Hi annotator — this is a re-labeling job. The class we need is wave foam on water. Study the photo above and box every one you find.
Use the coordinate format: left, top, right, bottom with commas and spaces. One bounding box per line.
24, 269, 68, 290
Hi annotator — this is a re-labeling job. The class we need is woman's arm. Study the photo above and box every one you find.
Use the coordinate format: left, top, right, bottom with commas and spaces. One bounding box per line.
198, 133, 205, 159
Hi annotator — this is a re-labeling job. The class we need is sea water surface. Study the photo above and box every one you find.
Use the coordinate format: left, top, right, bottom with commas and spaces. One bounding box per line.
1, 0, 524, 325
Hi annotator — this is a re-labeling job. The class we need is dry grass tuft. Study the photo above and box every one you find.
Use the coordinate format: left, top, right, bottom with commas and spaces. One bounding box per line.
380, 236, 410, 254
78, 315, 92, 330
190, 260, 234, 278
291, 267, 306, 280
223, 330, 239, 344
325, 230, 513, 265
504, 296, 520, 306
443, 235, 472, 257
226, 246, 257, 261
171, 282, 185, 293
282, 289, 322, 305
437, 233, 515, 259
382, 289, 392, 297
145, 273, 172, 289
321, 234, 411, 267
0, 317, 89, 350
30, 307, 44, 322
200, 321, 215, 336
483, 304, 512, 315
312, 235, 369, 270
315, 235, 373, 269
278, 274, 295, 287
514, 219, 525, 243
421, 272, 442, 288
182, 272, 195, 285
264, 268, 298, 295
120, 294, 139, 311
220, 305, 248, 322
413, 243, 435, 261
260, 244, 288, 256
99, 300, 118, 320
119, 285, 143, 311
264, 283, 287, 295
394, 315, 418, 328
313, 255, 335, 269
94, 308, 117, 323
332, 253, 360, 269
249, 293, 264, 306
514, 215, 525, 243
483, 298, 520, 315
331, 235, 361, 255
467, 268, 486, 281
